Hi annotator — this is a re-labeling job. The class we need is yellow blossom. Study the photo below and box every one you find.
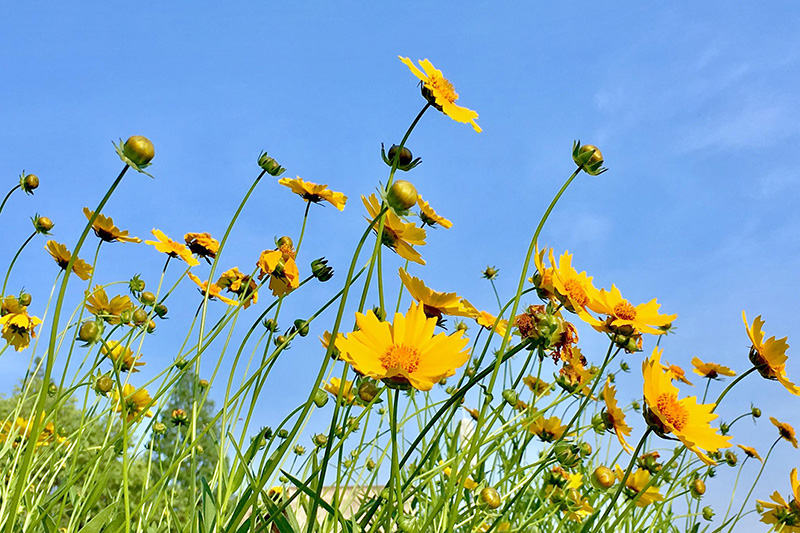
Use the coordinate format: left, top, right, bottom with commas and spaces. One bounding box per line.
737, 444, 763, 462
217, 268, 258, 308
417, 196, 452, 229
113, 383, 154, 423
527, 414, 569, 442
771, 417, 798, 448
398, 268, 476, 321
691, 357, 736, 380
84, 286, 133, 324
101, 340, 145, 372
0, 310, 42, 351
362, 194, 426, 265
45, 240, 93, 280
82, 207, 141, 243
757, 467, 800, 533
743, 311, 800, 395
589, 285, 676, 336
257, 244, 300, 297
187, 272, 238, 306
145, 229, 200, 267
184, 232, 219, 260
278, 176, 347, 210
615, 466, 664, 507
475, 311, 507, 337
323, 377, 356, 405
602, 379, 634, 453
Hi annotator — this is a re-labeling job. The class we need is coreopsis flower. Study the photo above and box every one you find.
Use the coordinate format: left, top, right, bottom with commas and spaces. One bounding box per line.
320, 330, 344, 359
216, 267, 258, 308
45, 240, 93, 280
278, 176, 347, 210
398, 269, 476, 321
184, 232, 219, 261
771, 417, 798, 448
399, 56, 481, 132
323, 377, 356, 405
101, 340, 145, 372
757, 468, 800, 532
691, 357, 736, 380
257, 242, 300, 297
532, 246, 556, 297
441, 462, 479, 490
475, 311, 507, 337
546, 249, 603, 327
113, 383, 154, 423
523, 375, 551, 397
528, 413, 569, 442
615, 466, 664, 507
743, 312, 800, 395
84, 286, 133, 324
336, 301, 470, 391
362, 194, 426, 265
602, 379, 634, 453
82, 208, 141, 243
556, 348, 594, 396
417, 197, 452, 229
737, 444, 763, 462
0, 310, 42, 351
662, 362, 693, 386
589, 285, 677, 336
0, 413, 66, 447
187, 272, 238, 306
145, 230, 200, 267
642, 348, 732, 465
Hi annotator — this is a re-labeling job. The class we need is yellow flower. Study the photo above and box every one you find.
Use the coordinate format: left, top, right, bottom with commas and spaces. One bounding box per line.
662, 362, 693, 386
691, 357, 736, 380
184, 232, 219, 261
417, 196, 452, 229
0, 412, 66, 447
278, 176, 347, 211
336, 302, 470, 391
82, 207, 141, 243
475, 311, 507, 337
363, 194, 426, 265
113, 383, 154, 423
737, 444, 763, 462
555, 347, 593, 396
547, 249, 603, 327
323, 377, 356, 405
615, 466, 664, 507
642, 348, 732, 465
399, 56, 481, 133
398, 268, 476, 321
101, 340, 145, 372
602, 379, 633, 453
84, 286, 133, 324
532, 246, 556, 296
527, 414, 569, 442
771, 417, 798, 448
145, 229, 200, 267
0, 310, 42, 351
522, 375, 551, 397
45, 240, 93, 280
216, 268, 258, 308
757, 468, 800, 532
187, 272, 238, 306
441, 461, 479, 490
743, 312, 800, 395
589, 285, 676, 336
257, 244, 300, 297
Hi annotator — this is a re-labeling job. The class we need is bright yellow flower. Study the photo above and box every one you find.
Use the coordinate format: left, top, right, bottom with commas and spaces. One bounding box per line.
187, 272, 238, 306
771, 417, 798, 448
662, 362, 693, 386
84, 286, 133, 324
257, 245, 300, 297
532, 246, 556, 297
278, 176, 347, 211
527, 414, 569, 442
522, 375, 551, 397
45, 240, 93, 280
145, 229, 200, 267
363, 194, 426, 265
615, 466, 664, 507
589, 285, 676, 336
691, 357, 736, 380
216, 267, 258, 308
743, 311, 800, 395
757, 468, 800, 532
642, 348, 732, 465
323, 377, 356, 405
399, 56, 481, 133
82, 207, 141, 243
184, 232, 219, 260
0, 412, 66, 447
737, 444, 763, 462
547, 249, 603, 327
337, 302, 470, 391
101, 340, 145, 372
417, 196, 452, 229
475, 311, 507, 337
441, 461, 479, 490
602, 379, 633, 453
113, 383, 154, 423
398, 268, 476, 321
0, 310, 42, 351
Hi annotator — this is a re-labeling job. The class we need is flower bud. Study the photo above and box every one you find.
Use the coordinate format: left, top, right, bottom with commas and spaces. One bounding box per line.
276, 236, 293, 250
294, 445, 306, 456
366, 458, 376, 471
48, 382, 58, 396
198, 379, 209, 389
454, 320, 468, 332
21, 172, 39, 194
479, 487, 501, 509
171, 409, 188, 426
690, 478, 706, 498
33, 215, 54, 234
751, 405, 761, 418
358, 381, 380, 403
140, 291, 156, 306
313, 388, 329, 408
257, 151, 286, 177
294, 319, 310, 337
313, 434, 328, 447
263, 318, 278, 332
502, 389, 518, 406
174, 357, 189, 370
388, 145, 413, 166
147, 319, 157, 333
123, 136, 155, 167
277, 429, 288, 439
572, 141, 607, 176
724, 450, 738, 467
133, 309, 148, 325
79, 320, 104, 344
129, 275, 145, 294
592, 412, 609, 433
386, 180, 418, 212
153, 422, 167, 435
18, 292, 32, 307
310, 258, 334, 282
591, 466, 615, 490
702, 506, 715, 521
274, 335, 289, 347
154, 303, 168, 318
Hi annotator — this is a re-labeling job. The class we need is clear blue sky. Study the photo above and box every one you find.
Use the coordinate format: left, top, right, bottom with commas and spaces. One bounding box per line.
2, 2, 799, 529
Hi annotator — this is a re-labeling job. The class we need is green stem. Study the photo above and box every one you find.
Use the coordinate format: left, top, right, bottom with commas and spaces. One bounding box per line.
1, 231, 36, 296
490, 279, 502, 311
712, 366, 757, 412
295, 201, 312, 255
0, 184, 21, 220
387, 389, 402, 530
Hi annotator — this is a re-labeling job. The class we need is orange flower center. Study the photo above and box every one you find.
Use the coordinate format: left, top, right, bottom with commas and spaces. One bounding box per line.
563, 279, 588, 307
380, 344, 421, 374
656, 393, 688, 431
429, 73, 458, 103
614, 301, 637, 320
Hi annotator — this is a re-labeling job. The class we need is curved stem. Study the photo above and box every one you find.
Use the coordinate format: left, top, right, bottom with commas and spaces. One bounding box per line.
0, 184, 21, 220
712, 366, 757, 412
1, 231, 36, 296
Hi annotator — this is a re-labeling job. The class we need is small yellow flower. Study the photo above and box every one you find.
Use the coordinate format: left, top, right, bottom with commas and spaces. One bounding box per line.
691, 357, 736, 380
743, 311, 800, 395
145, 229, 200, 267
615, 466, 664, 507
187, 272, 238, 306
184, 232, 219, 261
323, 377, 356, 405
441, 461, 479, 490
45, 240, 93, 280
363, 194, 426, 265
602, 379, 634, 453
527, 413, 569, 442
522, 375, 551, 397
101, 341, 145, 372
398, 268, 476, 321
757, 467, 800, 532
417, 196, 452, 229
547, 249, 603, 327
475, 311, 507, 337
590, 285, 677, 336
82, 207, 141, 243
0, 412, 66, 447
399, 57, 481, 133
113, 383, 154, 423
216, 268, 258, 308
737, 444, 763, 462
0, 310, 42, 351
84, 286, 133, 324
771, 417, 798, 448
662, 362, 693, 386
257, 244, 300, 297
278, 176, 347, 210
337, 302, 470, 391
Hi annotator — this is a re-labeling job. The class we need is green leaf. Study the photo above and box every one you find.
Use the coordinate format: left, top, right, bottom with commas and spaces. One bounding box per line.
198, 477, 217, 533
76, 503, 117, 533
279, 470, 354, 533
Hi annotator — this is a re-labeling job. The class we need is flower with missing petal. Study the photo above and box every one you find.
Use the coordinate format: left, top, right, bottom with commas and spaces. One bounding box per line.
399, 57, 481, 132
602, 379, 634, 453
45, 240, 93, 280
691, 357, 736, 380
101, 340, 145, 372
187, 272, 238, 306
642, 348, 732, 465
662, 362, 693, 386
417, 197, 452, 229
590, 285, 676, 336
257, 242, 300, 297
0, 310, 42, 351
84, 286, 133, 324
737, 444, 763, 462
113, 383, 154, 423
743, 312, 800, 395
278, 176, 347, 210
336, 302, 469, 391
528, 413, 570, 442
145, 230, 200, 267
82, 208, 141, 243
323, 377, 356, 405
398, 268, 476, 321
771, 417, 798, 448
475, 311, 507, 337
615, 466, 664, 507
216, 268, 258, 308
757, 468, 800, 533
184, 232, 219, 261
363, 194, 426, 265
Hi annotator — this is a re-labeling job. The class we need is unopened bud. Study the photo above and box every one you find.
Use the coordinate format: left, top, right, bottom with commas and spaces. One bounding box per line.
129, 275, 145, 294
479, 487, 501, 509
154, 303, 168, 318
294, 319, 309, 337
313, 434, 328, 447
79, 321, 104, 344
386, 180, 418, 212
21, 172, 39, 194
133, 309, 148, 325
702, 506, 714, 521
690, 478, 706, 498
358, 381, 380, 403
313, 389, 329, 408
95, 374, 114, 394
123, 136, 155, 167
33, 215, 53, 234
258, 151, 286, 177
140, 292, 156, 306
310, 258, 334, 282
591, 466, 615, 490
502, 389, 518, 406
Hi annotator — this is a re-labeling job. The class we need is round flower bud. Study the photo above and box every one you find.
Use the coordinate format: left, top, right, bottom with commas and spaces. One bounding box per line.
133, 309, 148, 325
591, 412, 609, 433
572, 141, 606, 176
454, 321, 468, 332
95, 374, 114, 394
479, 487, 501, 510
154, 303, 168, 318
263, 318, 278, 332
147, 319, 157, 333
123, 136, 155, 167
294, 319, 310, 337
690, 478, 706, 499
277, 429, 288, 439
34, 216, 54, 234
397, 515, 418, 533
313, 388, 329, 408
79, 320, 103, 344
313, 434, 328, 447
386, 180, 418, 212
274, 335, 288, 347
724, 450, 738, 467
171, 409, 188, 426
276, 236, 294, 250
310, 258, 334, 282
153, 422, 167, 435
502, 389, 518, 406
366, 459, 376, 471
751, 405, 761, 418
293, 445, 306, 456
140, 291, 156, 306
591, 466, 615, 490
18, 292, 32, 307
702, 506, 715, 521
22, 173, 39, 193
388, 145, 413, 167
579, 441, 592, 457
198, 379, 209, 388
174, 357, 188, 370
257, 151, 286, 177
129, 275, 145, 294
358, 381, 380, 403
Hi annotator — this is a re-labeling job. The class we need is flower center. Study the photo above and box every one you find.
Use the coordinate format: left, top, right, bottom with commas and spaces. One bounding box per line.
614, 301, 637, 320
656, 393, 688, 431
429, 73, 458, 103
380, 344, 421, 374
563, 279, 588, 307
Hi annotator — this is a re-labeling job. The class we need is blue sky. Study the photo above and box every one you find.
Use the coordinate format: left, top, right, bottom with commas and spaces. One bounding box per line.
2, 1, 799, 528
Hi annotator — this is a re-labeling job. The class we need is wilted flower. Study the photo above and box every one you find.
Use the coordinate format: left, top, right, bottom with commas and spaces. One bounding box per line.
184, 232, 219, 261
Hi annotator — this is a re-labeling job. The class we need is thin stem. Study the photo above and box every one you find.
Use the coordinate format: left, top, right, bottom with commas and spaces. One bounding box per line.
1, 231, 36, 296
0, 184, 21, 220
712, 366, 757, 412
295, 201, 312, 255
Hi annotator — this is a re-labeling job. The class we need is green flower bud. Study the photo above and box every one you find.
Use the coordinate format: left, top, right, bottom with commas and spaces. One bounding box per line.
294, 319, 310, 337
313, 388, 329, 408
274, 335, 288, 347
48, 382, 58, 397
154, 303, 168, 318
277, 429, 288, 439
78, 320, 104, 344
133, 308, 148, 325
313, 434, 328, 447
386, 180, 418, 212
479, 487, 501, 510
147, 319, 156, 333
751, 405, 761, 418
310, 257, 334, 282
702, 506, 715, 521
21, 172, 39, 194
388, 145, 413, 166
153, 422, 167, 435
32, 215, 53, 234
198, 379, 209, 388
502, 389, 518, 406
724, 451, 738, 467
257, 151, 286, 177
174, 357, 189, 370
94, 374, 114, 394
482, 265, 499, 280
276, 236, 293, 249
366, 459, 376, 471
293, 445, 306, 456
140, 291, 156, 306
123, 136, 155, 167
690, 478, 706, 498
592, 412, 609, 433
263, 318, 278, 332
358, 381, 380, 403
572, 140, 607, 176
129, 275, 145, 294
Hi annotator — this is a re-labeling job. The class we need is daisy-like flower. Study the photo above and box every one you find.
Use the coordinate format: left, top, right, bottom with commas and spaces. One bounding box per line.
547, 249, 603, 327
743, 312, 800, 396
82, 207, 141, 243
523, 375, 551, 397
642, 348, 732, 465
278, 176, 347, 211
399, 56, 481, 133
113, 383, 154, 423
144, 229, 200, 267
615, 466, 664, 507
532, 246, 556, 297
184, 232, 219, 261
475, 311, 507, 337
84, 286, 133, 324
528, 414, 570, 442
257, 242, 300, 297
691, 357, 736, 380
0, 413, 66, 447
441, 462, 479, 490
662, 362, 693, 386
757, 468, 800, 532
589, 285, 677, 336
398, 268, 476, 322
101, 340, 145, 372
336, 301, 470, 391
737, 444, 763, 462
417, 196, 452, 229
45, 240, 93, 280
771, 417, 798, 448
320, 330, 345, 359
217, 267, 258, 308
363, 194, 427, 265
187, 272, 238, 306
0, 310, 42, 351
323, 377, 356, 405
602, 379, 634, 453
